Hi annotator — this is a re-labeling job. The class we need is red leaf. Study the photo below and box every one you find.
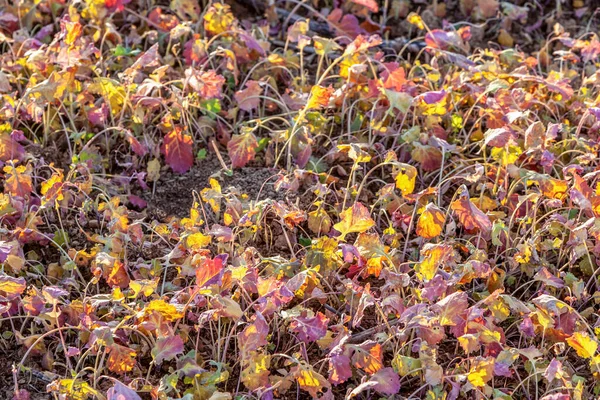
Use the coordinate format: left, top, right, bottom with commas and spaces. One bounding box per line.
195, 256, 224, 288
227, 131, 258, 168
161, 127, 193, 173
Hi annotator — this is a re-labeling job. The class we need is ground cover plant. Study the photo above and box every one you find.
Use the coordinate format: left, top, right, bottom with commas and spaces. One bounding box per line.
3, 0, 600, 399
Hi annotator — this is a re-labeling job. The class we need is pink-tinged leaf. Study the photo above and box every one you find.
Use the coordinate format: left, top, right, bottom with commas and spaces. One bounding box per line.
208, 224, 233, 242
235, 81, 263, 111
582, 38, 600, 63
183, 34, 207, 65
227, 131, 258, 168
451, 189, 492, 236
239, 312, 269, 355
87, 103, 109, 127
381, 63, 406, 91
348, 368, 400, 397
184, 68, 225, 99
351, 0, 379, 12
432, 291, 468, 326
352, 288, 375, 328
161, 127, 193, 173
125, 43, 161, 76
66, 346, 80, 357
240, 33, 266, 56
0, 131, 24, 162
534, 267, 564, 288
290, 312, 329, 343
539, 395, 570, 400
484, 127, 515, 147
425, 30, 463, 50
344, 34, 382, 56
107, 381, 142, 400
544, 358, 564, 383
411, 143, 442, 172
151, 335, 184, 365
327, 9, 365, 39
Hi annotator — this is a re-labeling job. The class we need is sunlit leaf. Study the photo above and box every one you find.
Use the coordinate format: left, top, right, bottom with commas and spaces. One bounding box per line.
416, 203, 446, 239
333, 202, 375, 241
567, 332, 598, 359
394, 164, 417, 196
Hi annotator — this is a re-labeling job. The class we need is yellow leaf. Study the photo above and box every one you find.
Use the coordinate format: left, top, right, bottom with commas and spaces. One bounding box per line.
241, 352, 270, 390
203, 3, 235, 36
306, 85, 333, 110
201, 178, 222, 213
394, 164, 417, 196
144, 299, 183, 322
129, 279, 158, 298
416, 203, 445, 239
467, 357, 494, 387
567, 332, 598, 359
415, 243, 455, 281
333, 202, 375, 241
186, 232, 212, 250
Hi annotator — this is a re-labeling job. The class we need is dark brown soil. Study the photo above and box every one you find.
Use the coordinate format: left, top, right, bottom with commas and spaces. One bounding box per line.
145, 155, 289, 219
0, 350, 51, 400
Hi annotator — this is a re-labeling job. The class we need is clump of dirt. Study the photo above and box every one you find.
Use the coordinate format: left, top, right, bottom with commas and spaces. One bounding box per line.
145, 156, 290, 219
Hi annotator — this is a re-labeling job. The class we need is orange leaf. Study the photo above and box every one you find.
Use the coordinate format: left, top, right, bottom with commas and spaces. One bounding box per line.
306, 85, 333, 110
416, 203, 446, 239
107, 344, 136, 374
3, 164, 33, 197
353, 342, 383, 374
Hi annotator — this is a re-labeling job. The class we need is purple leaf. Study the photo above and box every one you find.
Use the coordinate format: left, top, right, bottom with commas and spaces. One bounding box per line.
151, 335, 184, 365
347, 367, 400, 397
128, 195, 147, 210
421, 89, 446, 104
372, 367, 400, 395
289, 312, 329, 343
328, 340, 352, 384
107, 381, 142, 400
239, 311, 269, 354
